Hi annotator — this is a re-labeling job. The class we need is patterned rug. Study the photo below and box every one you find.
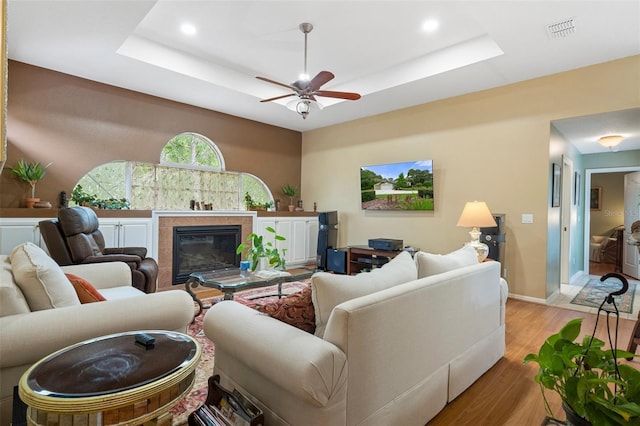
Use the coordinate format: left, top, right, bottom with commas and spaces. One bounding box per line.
571, 277, 636, 313
170, 281, 310, 425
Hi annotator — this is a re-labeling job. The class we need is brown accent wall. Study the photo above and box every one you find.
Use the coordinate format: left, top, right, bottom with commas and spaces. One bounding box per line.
1, 61, 302, 208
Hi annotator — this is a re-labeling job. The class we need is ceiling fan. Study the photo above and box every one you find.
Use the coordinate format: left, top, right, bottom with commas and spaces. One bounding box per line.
256, 22, 361, 119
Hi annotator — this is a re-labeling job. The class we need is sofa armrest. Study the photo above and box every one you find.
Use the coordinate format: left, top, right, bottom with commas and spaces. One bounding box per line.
204, 301, 347, 406
61, 261, 132, 290
0, 290, 194, 370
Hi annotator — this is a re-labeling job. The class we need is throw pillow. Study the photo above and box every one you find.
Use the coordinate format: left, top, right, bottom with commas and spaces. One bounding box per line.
250, 286, 315, 334
10, 242, 81, 311
311, 250, 417, 338
414, 245, 478, 279
65, 273, 106, 303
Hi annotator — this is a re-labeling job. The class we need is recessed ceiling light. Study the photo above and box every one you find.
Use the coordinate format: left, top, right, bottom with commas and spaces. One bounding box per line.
422, 19, 439, 32
181, 23, 197, 36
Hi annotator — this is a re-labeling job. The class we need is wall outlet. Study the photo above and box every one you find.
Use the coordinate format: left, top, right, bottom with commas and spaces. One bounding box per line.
503, 267, 507, 278
522, 214, 533, 224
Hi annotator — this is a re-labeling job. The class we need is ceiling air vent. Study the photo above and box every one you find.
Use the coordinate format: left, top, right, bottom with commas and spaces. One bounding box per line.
546, 17, 577, 39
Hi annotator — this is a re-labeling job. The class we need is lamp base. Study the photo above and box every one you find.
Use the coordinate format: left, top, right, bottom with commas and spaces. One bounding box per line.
466, 227, 489, 262
465, 241, 490, 262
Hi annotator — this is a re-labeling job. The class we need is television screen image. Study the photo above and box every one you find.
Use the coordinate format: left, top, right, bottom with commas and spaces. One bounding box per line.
360, 160, 434, 210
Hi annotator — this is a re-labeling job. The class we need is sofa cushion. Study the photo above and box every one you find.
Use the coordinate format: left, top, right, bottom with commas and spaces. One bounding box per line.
65, 273, 106, 303
249, 285, 316, 334
414, 245, 478, 278
311, 250, 417, 337
0, 255, 31, 316
10, 242, 81, 311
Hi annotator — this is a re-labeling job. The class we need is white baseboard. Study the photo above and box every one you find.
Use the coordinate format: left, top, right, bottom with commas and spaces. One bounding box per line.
508, 293, 546, 304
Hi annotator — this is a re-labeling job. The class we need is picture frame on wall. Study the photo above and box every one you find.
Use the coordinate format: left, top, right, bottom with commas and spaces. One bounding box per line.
573, 171, 580, 206
552, 163, 561, 207
590, 186, 602, 210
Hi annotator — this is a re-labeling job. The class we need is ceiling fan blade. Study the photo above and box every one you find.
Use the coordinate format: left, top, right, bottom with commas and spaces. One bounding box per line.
256, 76, 298, 92
308, 71, 335, 91
260, 93, 296, 103
315, 90, 361, 100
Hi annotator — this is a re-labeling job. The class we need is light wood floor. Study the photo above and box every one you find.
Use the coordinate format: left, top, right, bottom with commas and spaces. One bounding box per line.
427, 298, 638, 425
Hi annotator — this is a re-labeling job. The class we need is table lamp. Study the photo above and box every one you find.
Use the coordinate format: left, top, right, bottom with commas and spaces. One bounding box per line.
456, 201, 497, 261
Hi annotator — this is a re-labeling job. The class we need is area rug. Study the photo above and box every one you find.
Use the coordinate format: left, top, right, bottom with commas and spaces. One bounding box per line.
571, 277, 636, 313
170, 280, 310, 425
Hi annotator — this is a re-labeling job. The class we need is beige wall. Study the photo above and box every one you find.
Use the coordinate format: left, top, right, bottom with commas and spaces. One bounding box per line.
301, 56, 640, 300
1, 61, 302, 209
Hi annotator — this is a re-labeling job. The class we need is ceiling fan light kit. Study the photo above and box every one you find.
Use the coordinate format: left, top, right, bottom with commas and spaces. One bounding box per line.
256, 22, 361, 119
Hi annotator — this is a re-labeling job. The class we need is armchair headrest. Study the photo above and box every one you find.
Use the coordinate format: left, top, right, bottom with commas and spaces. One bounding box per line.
58, 207, 100, 236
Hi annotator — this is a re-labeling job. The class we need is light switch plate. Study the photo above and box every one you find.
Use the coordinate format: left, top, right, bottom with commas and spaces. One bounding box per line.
522, 214, 534, 224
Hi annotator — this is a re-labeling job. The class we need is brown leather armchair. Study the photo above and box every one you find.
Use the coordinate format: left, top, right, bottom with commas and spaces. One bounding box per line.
39, 207, 158, 293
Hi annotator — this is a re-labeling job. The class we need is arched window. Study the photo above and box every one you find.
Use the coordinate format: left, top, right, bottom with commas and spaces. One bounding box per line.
71, 133, 272, 210
160, 132, 224, 170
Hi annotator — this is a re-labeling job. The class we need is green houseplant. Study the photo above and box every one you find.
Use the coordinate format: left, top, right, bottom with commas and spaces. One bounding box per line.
523, 318, 640, 425
236, 226, 287, 271
281, 184, 298, 212
9, 159, 51, 207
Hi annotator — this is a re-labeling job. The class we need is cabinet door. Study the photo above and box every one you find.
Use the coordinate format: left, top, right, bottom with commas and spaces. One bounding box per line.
306, 219, 319, 264
256, 219, 277, 246
0, 224, 38, 255
274, 220, 292, 263
119, 221, 152, 249
98, 220, 120, 248
289, 220, 308, 264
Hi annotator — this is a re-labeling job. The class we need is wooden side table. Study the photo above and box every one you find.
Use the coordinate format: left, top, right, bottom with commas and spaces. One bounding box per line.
19, 331, 201, 426
347, 246, 403, 275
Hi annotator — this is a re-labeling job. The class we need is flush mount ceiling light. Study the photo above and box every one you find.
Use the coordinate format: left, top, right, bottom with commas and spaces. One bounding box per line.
598, 135, 624, 150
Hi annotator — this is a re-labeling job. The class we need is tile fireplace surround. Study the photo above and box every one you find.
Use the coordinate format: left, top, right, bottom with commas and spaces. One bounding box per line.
154, 211, 254, 291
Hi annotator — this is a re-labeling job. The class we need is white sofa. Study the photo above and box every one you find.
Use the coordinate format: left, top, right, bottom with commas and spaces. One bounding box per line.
204, 247, 508, 425
0, 242, 195, 426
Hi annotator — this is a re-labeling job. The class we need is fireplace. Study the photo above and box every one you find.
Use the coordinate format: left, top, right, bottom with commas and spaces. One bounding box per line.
172, 225, 241, 284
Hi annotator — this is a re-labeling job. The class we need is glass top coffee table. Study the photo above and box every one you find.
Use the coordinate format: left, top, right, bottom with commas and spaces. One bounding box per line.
186, 267, 315, 316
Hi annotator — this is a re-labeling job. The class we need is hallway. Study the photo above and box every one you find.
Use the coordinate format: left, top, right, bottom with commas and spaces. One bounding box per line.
547, 261, 640, 321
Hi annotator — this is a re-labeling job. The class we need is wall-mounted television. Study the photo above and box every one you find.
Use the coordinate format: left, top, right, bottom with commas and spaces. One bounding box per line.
360, 160, 434, 210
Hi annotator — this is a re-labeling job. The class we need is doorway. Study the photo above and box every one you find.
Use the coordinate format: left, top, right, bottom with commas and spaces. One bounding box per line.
584, 166, 640, 279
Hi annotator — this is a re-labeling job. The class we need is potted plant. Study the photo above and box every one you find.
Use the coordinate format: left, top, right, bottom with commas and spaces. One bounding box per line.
9, 159, 51, 208
523, 317, 640, 425
281, 184, 298, 212
236, 226, 287, 271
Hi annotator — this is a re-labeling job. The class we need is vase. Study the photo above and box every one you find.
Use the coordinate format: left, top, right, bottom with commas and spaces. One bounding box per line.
25, 197, 40, 208
257, 256, 269, 271
288, 205, 295, 212
563, 403, 591, 426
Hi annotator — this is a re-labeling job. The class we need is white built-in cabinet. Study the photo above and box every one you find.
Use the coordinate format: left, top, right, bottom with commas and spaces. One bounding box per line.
98, 219, 153, 256
256, 216, 319, 266
0, 217, 153, 257
0, 218, 53, 255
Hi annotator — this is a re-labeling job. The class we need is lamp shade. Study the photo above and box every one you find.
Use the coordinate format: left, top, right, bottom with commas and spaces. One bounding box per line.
456, 201, 497, 228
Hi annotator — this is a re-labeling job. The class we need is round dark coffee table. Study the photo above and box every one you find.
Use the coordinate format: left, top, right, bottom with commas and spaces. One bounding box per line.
18, 330, 200, 426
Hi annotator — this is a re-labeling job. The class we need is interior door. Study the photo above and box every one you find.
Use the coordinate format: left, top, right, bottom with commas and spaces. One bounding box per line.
623, 171, 640, 279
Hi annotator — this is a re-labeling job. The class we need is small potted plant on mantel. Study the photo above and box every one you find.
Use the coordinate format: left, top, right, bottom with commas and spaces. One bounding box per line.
9, 159, 51, 208
281, 184, 298, 212
523, 317, 640, 425
236, 226, 287, 272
